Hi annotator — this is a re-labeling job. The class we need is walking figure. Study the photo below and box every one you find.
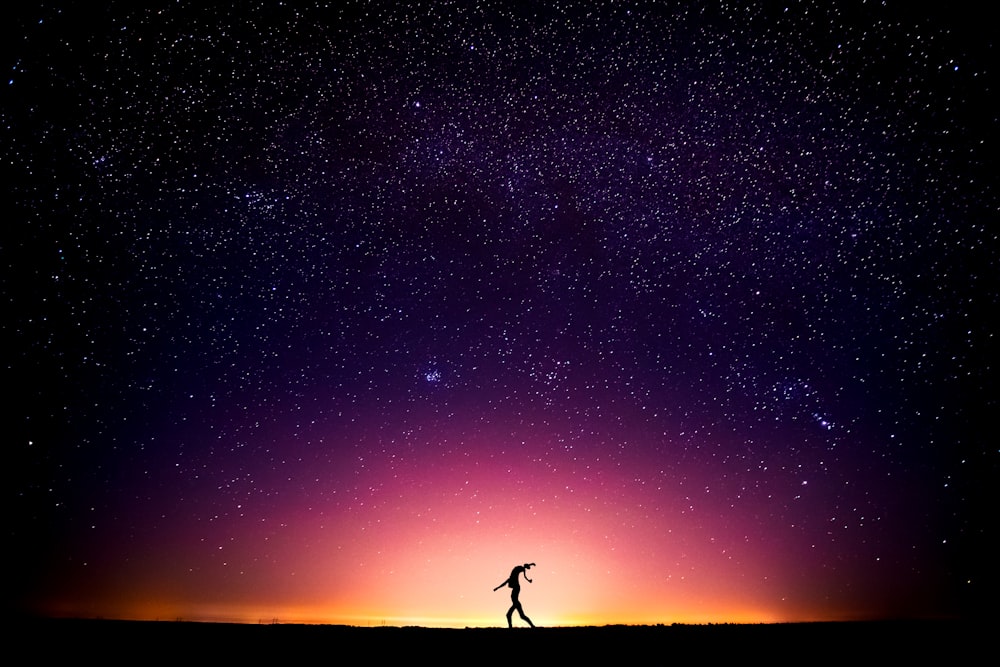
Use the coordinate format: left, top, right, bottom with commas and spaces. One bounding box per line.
493, 562, 536, 627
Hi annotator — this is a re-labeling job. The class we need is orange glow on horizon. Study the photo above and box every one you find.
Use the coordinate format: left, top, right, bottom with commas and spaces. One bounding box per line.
31, 597, 815, 628
23, 421, 945, 627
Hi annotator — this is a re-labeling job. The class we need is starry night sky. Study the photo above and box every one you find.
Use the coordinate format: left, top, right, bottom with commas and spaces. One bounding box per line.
6, 2, 995, 626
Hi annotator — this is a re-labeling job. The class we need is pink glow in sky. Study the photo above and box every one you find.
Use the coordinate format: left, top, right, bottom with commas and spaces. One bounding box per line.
28, 410, 938, 627
10, 2, 987, 627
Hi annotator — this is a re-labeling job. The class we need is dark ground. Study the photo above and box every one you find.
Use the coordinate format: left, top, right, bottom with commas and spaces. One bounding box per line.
9, 617, 986, 664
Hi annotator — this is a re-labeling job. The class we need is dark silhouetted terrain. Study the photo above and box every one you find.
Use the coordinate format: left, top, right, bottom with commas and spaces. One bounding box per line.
10, 617, 985, 665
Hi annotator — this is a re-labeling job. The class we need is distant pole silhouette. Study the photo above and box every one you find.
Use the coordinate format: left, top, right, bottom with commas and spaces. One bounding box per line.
493, 562, 536, 628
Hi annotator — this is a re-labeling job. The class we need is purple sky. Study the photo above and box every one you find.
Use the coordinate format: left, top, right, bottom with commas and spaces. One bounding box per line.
7, 2, 994, 625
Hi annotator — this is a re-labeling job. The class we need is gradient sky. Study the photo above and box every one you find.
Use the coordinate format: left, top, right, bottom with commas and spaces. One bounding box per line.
6, 1, 994, 627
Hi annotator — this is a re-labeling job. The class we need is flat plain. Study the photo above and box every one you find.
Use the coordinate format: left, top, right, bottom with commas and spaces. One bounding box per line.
10, 617, 986, 665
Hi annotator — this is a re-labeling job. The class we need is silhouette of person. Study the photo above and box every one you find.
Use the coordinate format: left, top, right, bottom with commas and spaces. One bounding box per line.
493, 562, 536, 628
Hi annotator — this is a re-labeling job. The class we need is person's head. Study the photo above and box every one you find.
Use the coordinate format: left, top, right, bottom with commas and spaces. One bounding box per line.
524, 562, 534, 569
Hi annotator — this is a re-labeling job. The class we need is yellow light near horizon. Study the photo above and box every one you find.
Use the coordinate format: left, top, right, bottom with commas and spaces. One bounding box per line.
28, 424, 895, 628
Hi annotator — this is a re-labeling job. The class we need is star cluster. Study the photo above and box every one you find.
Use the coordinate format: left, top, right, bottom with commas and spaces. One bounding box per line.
6, 2, 994, 625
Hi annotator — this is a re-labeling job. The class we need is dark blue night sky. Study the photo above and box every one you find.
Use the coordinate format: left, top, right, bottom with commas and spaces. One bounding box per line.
6, 2, 994, 625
